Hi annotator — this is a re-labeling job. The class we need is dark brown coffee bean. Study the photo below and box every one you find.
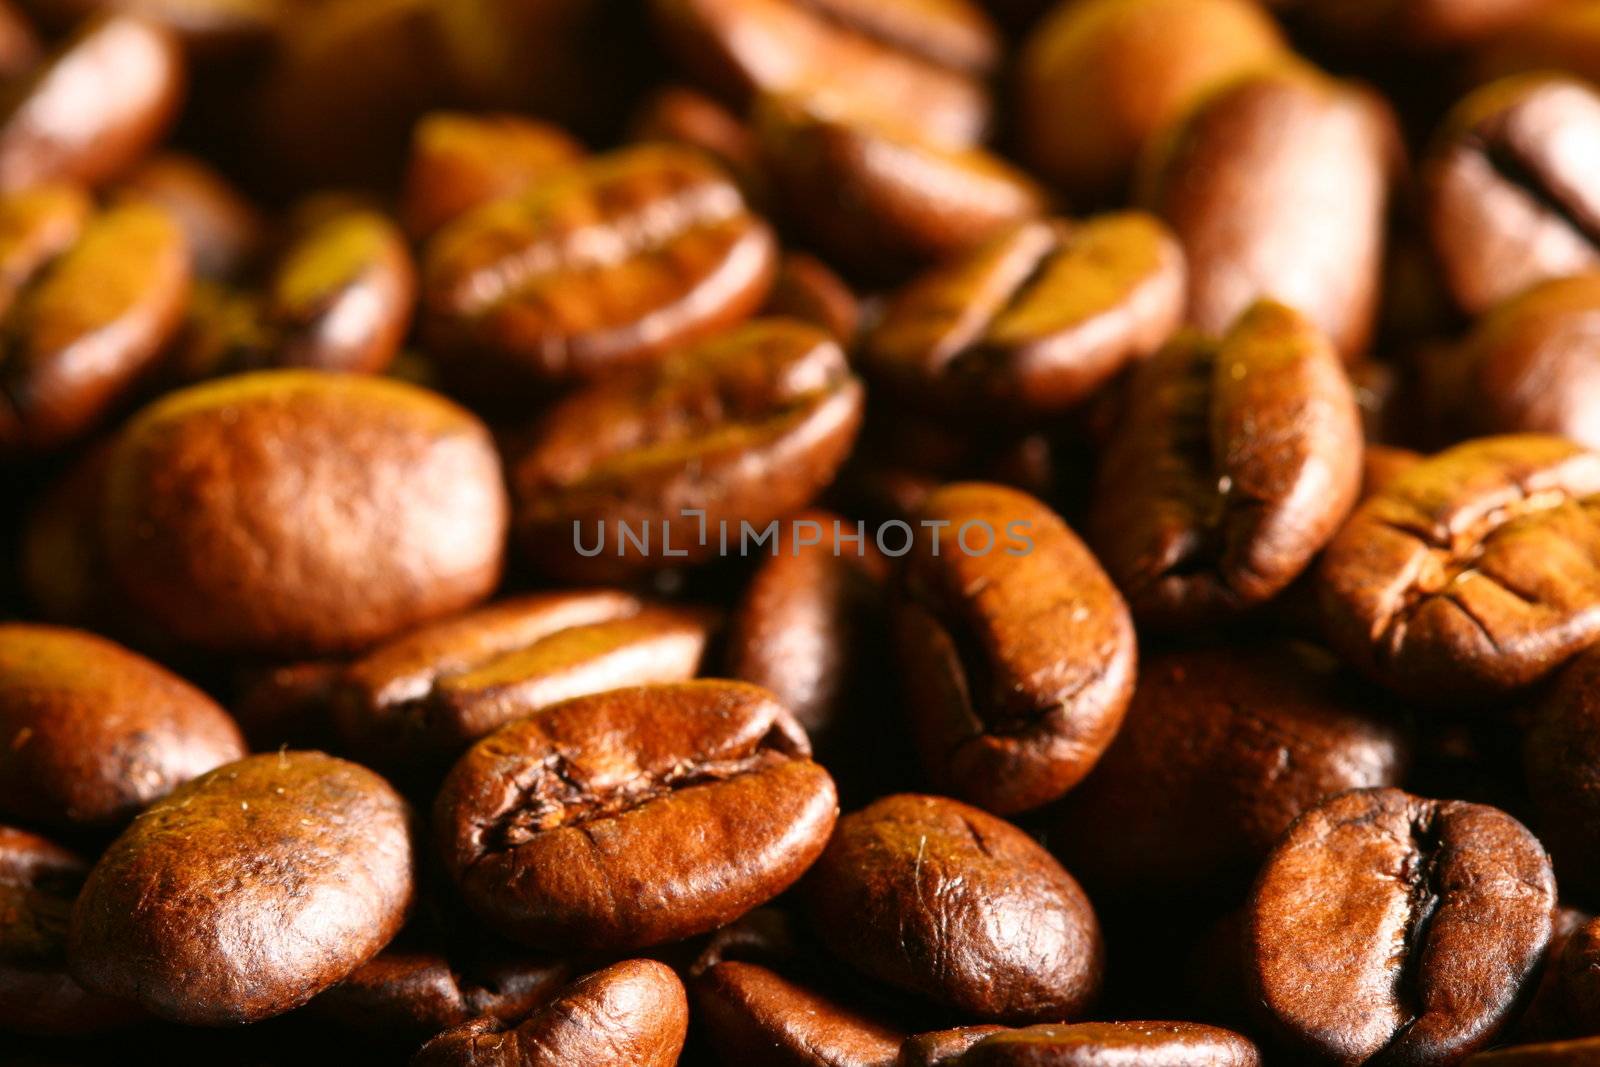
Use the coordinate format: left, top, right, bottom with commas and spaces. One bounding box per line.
230, 658, 346, 751
334, 591, 709, 771
1510, 905, 1591, 1043
1141, 64, 1394, 362
803, 794, 1104, 1023
0, 825, 140, 1036
863, 214, 1184, 416
764, 251, 860, 342
1248, 787, 1556, 1065
102, 370, 507, 657
68, 751, 415, 1025
898, 1027, 1008, 1067
953, 1022, 1261, 1066
511, 317, 863, 582
1295, 0, 1563, 49
894, 483, 1135, 814
0, 623, 245, 830
628, 85, 766, 203
1017, 0, 1288, 204
435, 680, 837, 952
1089, 300, 1362, 627
0, 0, 37, 79
649, 0, 997, 148
754, 91, 1045, 281
423, 143, 777, 384
1475, 6, 1600, 88
412, 958, 689, 1067
1422, 75, 1600, 317
0, 185, 190, 452
1051, 643, 1408, 896
694, 959, 908, 1065
1467, 1038, 1600, 1065
21, 0, 279, 54
1555, 914, 1600, 1034
399, 111, 585, 242
1525, 647, 1600, 899
0, 14, 181, 192
311, 947, 571, 1042
1319, 434, 1600, 705
112, 152, 265, 281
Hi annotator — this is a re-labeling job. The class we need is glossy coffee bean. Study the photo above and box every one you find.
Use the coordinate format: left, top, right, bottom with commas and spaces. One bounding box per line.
1525, 647, 1600, 899
423, 143, 777, 384
764, 252, 860, 342
1089, 300, 1362, 628
754, 91, 1046, 281
511, 318, 863, 582
1248, 787, 1556, 1065
333, 591, 709, 772
1295, 0, 1564, 49
68, 751, 415, 1025
0, 825, 139, 1036
1423, 75, 1600, 317
628, 85, 765, 203
1017, 0, 1288, 203
399, 111, 585, 241
1052, 643, 1408, 896
650, 0, 997, 148
894, 483, 1135, 814
1475, 5, 1600, 88
20, 0, 281, 54
412, 958, 689, 1067
1141, 64, 1394, 362
898, 1027, 1009, 1067
435, 681, 838, 951
0, 623, 245, 830
953, 1022, 1261, 1066
694, 959, 907, 1065
102, 370, 507, 657
112, 152, 264, 281
0, 14, 181, 192
1467, 1038, 1600, 1066
1555, 914, 1600, 1033
0, 185, 190, 452
1319, 434, 1600, 705
864, 214, 1183, 416
803, 794, 1104, 1023
311, 946, 571, 1042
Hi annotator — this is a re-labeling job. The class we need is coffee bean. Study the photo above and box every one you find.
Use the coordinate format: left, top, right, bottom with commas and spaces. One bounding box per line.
334, 591, 709, 772
1525, 646, 1600, 899
101, 370, 507, 656
1466, 1038, 1600, 1066
628, 85, 765, 205
1296, 0, 1562, 49
112, 152, 265, 281
1319, 434, 1600, 705
511, 317, 863, 582
423, 143, 777, 384
412, 958, 688, 1067
1554, 913, 1600, 1034
694, 959, 908, 1065
435, 680, 837, 951
1052, 643, 1408, 896
898, 1027, 1008, 1067
952, 1022, 1261, 1066
1422, 75, 1600, 317
1248, 787, 1556, 1065
863, 214, 1184, 416
803, 794, 1104, 1022
764, 252, 860, 342
68, 751, 415, 1025
1141, 64, 1394, 361
0, 623, 245, 830
895, 483, 1135, 814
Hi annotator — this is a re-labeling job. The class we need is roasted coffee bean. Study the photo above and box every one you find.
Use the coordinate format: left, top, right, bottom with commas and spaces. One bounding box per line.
754, 91, 1046, 281
1555, 914, 1600, 1033
764, 252, 860, 342
803, 794, 1104, 1023
1467, 1038, 1600, 1065
112, 152, 264, 281
898, 1027, 1009, 1067
1319, 434, 1600, 705
0, 14, 181, 192
1017, 0, 1288, 203
952, 1022, 1260, 1066
1426, 274, 1600, 449
399, 111, 585, 242
649, 0, 997, 148
863, 214, 1184, 416
1248, 787, 1556, 1065
1052, 643, 1408, 896
412, 958, 689, 1067
511, 318, 863, 582
435, 681, 837, 951
19, 0, 280, 54
1422, 75, 1600, 317
0, 825, 139, 1036
0, 0, 37, 79
102, 370, 507, 657
423, 143, 777, 384
68, 751, 415, 1025
334, 591, 709, 772
230, 658, 346, 751
1089, 300, 1362, 627
1364, 444, 1425, 500
628, 85, 765, 203
1475, 5, 1600, 88
1141, 64, 1394, 362
694, 959, 908, 1065
1525, 646, 1600, 899
311, 946, 571, 1042
1510, 905, 1592, 1043
1295, 0, 1564, 49
0, 623, 244, 830
0, 185, 190, 452
894, 483, 1134, 814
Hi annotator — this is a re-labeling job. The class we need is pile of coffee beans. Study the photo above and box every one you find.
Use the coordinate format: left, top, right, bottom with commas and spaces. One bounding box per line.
15, 0, 1600, 1063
